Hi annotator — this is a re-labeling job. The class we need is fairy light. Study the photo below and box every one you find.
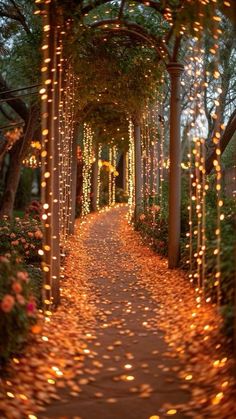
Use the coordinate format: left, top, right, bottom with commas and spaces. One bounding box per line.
82, 123, 93, 216
146, 107, 152, 210
141, 107, 150, 210
58, 48, 66, 247
185, 2, 224, 309
128, 118, 135, 220
66, 70, 76, 237
112, 145, 117, 205
22, 141, 42, 168
58, 61, 77, 248
185, 30, 208, 297
150, 102, 158, 201
108, 146, 112, 207
188, 131, 193, 281
210, 4, 223, 306
40, 2, 54, 309
96, 144, 102, 210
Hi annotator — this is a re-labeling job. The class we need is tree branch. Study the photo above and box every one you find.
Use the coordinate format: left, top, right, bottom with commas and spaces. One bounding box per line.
0, 73, 29, 122
205, 108, 236, 174
0, 104, 15, 121
0, 1, 31, 35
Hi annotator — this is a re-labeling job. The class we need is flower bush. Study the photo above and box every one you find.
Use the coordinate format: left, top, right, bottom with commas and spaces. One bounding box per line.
0, 217, 43, 263
135, 208, 169, 256
24, 200, 43, 221
135, 178, 236, 338
0, 254, 37, 361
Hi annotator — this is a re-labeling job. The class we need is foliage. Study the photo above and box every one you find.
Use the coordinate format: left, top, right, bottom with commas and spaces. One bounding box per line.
135, 208, 168, 256
0, 0, 41, 89
222, 132, 236, 169
135, 177, 236, 337
14, 168, 34, 210
24, 200, 42, 221
134, 181, 170, 255
24, 264, 43, 308
115, 188, 128, 203
0, 217, 43, 263
0, 254, 37, 362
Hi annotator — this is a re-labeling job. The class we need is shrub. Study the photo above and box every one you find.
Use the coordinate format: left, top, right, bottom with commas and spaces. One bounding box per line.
25, 264, 43, 308
115, 188, 129, 203
135, 207, 169, 256
24, 200, 42, 221
0, 218, 43, 263
0, 254, 37, 362
14, 167, 34, 210
135, 177, 236, 338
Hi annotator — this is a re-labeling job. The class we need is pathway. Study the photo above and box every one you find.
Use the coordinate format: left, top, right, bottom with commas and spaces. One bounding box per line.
44, 206, 235, 419
1, 206, 235, 419
45, 206, 190, 419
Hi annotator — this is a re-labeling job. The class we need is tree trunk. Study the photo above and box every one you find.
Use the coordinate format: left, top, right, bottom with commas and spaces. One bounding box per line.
206, 109, 236, 174
0, 143, 22, 218
0, 73, 39, 218
0, 107, 39, 218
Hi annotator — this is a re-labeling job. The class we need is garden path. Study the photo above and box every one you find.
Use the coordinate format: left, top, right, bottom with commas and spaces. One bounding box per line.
42, 206, 235, 419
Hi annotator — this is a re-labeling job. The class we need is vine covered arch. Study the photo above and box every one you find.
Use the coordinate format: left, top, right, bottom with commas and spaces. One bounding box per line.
36, 0, 235, 338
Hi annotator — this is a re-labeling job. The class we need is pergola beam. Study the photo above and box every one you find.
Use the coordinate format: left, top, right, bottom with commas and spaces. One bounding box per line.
90, 19, 171, 62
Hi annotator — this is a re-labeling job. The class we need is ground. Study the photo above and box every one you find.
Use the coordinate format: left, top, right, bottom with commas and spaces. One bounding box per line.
0, 206, 235, 419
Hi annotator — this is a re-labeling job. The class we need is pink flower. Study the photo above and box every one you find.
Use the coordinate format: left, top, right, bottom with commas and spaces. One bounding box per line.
34, 230, 43, 240
21, 238, 26, 244
150, 205, 160, 212
16, 294, 25, 305
139, 214, 146, 221
10, 233, 16, 239
1, 295, 15, 313
17, 271, 29, 283
28, 232, 34, 238
11, 240, 19, 246
27, 298, 36, 316
12, 282, 22, 294
0, 256, 9, 263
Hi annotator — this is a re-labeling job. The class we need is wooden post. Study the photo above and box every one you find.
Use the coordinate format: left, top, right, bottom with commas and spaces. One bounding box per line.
167, 63, 184, 268
133, 116, 142, 220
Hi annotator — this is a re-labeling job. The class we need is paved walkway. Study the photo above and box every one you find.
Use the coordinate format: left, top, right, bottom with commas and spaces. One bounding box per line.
44, 207, 190, 419
1, 206, 235, 419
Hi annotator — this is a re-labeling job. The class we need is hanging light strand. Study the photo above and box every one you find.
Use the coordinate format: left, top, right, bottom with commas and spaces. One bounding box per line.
128, 118, 135, 220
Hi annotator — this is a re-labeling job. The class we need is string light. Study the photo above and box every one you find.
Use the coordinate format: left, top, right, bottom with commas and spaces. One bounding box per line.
22, 141, 42, 168
82, 123, 93, 216
112, 145, 117, 206
108, 146, 112, 207
96, 144, 102, 210
128, 118, 135, 220
185, 1, 224, 307
185, 36, 208, 299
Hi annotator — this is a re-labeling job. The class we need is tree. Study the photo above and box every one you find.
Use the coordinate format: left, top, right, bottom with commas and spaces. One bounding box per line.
0, 0, 41, 217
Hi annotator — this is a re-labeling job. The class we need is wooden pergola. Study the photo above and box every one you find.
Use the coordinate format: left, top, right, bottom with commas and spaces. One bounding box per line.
37, 1, 234, 334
